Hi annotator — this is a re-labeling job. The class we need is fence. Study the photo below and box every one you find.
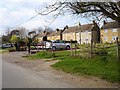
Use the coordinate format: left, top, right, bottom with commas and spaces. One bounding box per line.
70, 42, 120, 59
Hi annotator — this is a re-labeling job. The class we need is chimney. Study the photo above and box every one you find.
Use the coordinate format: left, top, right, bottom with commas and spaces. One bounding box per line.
92, 20, 96, 25
63, 25, 68, 31
65, 25, 68, 29
56, 28, 59, 32
78, 22, 81, 28
43, 31, 46, 33
103, 20, 107, 25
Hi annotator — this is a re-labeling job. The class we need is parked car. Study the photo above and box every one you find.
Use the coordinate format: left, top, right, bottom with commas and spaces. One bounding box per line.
37, 40, 70, 50
2, 43, 14, 49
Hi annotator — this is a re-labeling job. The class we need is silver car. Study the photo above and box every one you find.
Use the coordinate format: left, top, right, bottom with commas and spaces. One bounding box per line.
37, 40, 70, 50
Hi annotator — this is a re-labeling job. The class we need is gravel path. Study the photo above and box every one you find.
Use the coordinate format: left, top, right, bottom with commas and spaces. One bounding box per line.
2, 51, 119, 88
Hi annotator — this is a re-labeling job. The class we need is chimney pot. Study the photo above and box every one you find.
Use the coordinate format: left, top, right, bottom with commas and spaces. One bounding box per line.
56, 29, 59, 32
103, 20, 107, 25
93, 20, 96, 25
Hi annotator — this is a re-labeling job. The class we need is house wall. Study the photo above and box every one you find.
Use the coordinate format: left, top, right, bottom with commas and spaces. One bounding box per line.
47, 35, 60, 41
63, 30, 100, 44
100, 28, 119, 43
63, 32, 79, 42
81, 31, 91, 44
38, 37, 43, 42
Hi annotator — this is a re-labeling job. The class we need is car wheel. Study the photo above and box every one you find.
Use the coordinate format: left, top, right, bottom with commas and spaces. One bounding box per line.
66, 46, 70, 50
52, 46, 56, 51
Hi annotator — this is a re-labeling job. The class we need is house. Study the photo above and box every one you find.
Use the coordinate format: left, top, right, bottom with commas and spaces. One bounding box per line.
63, 21, 100, 44
37, 31, 50, 41
47, 29, 63, 41
100, 21, 120, 43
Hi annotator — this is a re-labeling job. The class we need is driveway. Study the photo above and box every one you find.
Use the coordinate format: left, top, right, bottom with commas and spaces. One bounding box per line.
2, 51, 118, 88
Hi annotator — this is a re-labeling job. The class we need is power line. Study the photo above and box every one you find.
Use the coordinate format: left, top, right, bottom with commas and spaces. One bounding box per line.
10, 14, 40, 30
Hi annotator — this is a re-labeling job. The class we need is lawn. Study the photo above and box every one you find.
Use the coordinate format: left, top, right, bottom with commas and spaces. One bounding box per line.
25, 44, 120, 83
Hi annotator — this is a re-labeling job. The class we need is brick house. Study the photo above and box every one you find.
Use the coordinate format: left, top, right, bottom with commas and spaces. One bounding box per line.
37, 31, 50, 41
47, 29, 63, 41
63, 21, 100, 44
100, 21, 120, 43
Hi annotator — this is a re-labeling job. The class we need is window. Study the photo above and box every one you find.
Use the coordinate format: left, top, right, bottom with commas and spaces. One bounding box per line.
112, 29, 117, 32
86, 38, 88, 41
112, 36, 117, 41
104, 29, 108, 33
104, 37, 108, 41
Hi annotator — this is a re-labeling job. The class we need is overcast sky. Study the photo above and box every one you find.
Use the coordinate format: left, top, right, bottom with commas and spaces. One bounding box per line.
0, 0, 103, 36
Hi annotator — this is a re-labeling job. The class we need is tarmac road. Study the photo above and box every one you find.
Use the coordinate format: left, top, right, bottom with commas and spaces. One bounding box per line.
2, 60, 75, 88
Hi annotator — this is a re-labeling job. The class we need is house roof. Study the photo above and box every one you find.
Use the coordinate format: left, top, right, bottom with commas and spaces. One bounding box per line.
63, 23, 97, 33
47, 30, 62, 36
101, 21, 120, 29
37, 31, 50, 37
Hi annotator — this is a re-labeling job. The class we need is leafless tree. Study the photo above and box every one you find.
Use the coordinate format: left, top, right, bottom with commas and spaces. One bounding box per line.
44, 27, 54, 32
37, 1, 120, 23
15, 27, 27, 38
33, 27, 44, 34
5, 27, 11, 35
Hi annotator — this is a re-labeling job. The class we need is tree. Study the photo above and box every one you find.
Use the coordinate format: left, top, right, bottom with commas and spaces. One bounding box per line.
2, 35, 11, 43
35, 27, 44, 34
10, 35, 19, 44
37, 1, 120, 23
15, 27, 28, 38
44, 27, 53, 32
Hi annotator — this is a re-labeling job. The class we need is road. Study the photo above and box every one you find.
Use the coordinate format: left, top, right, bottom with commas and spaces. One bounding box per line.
2, 60, 75, 88
2, 52, 118, 88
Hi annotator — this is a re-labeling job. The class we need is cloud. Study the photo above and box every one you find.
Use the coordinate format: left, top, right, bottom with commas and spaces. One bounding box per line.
0, 0, 89, 36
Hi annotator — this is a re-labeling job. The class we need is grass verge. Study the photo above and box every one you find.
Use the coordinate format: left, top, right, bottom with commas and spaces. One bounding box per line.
52, 55, 119, 83
24, 45, 119, 83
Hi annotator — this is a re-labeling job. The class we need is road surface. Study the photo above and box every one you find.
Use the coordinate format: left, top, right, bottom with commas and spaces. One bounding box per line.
2, 60, 75, 88
2, 52, 118, 88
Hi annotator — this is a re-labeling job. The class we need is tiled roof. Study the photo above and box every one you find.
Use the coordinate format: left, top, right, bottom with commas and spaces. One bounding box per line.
63, 24, 96, 33
47, 30, 62, 36
37, 31, 51, 37
101, 22, 120, 29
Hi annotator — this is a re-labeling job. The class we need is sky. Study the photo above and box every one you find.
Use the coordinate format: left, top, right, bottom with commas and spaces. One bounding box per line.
0, 0, 111, 36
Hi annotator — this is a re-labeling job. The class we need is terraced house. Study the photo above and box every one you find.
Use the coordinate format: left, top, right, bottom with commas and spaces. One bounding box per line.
37, 31, 50, 41
100, 21, 120, 43
63, 21, 100, 44
47, 29, 63, 41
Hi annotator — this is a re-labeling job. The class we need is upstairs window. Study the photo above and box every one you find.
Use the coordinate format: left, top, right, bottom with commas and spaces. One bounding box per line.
112, 29, 117, 32
104, 37, 108, 41
112, 36, 117, 41
104, 29, 108, 33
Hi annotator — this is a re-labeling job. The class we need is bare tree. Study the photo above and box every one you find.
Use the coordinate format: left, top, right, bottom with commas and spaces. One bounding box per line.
5, 27, 11, 35
16, 27, 27, 38
33, 27, 44, 34
37, 1, 120, 23
44, 27, 53, 32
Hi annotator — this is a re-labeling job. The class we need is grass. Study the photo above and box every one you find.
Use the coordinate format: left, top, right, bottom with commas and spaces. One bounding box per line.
52, 55, 119, 83
0, 48, 9, 54
24, 44, 119, 83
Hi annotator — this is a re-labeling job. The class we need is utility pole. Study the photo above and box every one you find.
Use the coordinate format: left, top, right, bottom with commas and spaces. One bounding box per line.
116, 37, 119, 59
90, 32, 93, 58
78, 22, 81, 44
